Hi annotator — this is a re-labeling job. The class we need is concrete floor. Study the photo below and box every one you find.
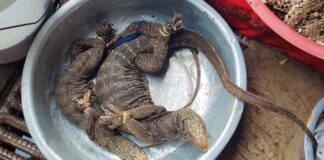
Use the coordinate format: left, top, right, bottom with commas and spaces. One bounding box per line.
0, 40, 323, 159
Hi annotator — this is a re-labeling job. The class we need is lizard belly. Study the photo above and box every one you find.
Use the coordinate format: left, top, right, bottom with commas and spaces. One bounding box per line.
96, 48, 153, 111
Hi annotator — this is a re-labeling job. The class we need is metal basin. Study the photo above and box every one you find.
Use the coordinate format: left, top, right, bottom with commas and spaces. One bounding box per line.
22, 0, 246, 159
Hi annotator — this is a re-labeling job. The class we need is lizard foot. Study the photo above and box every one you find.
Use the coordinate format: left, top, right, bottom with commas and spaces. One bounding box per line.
73, 90, 93, 112
99, 104, 123, 129
94, 123, 148, 160
98, 104, 167, 129
99, 104, 158, 144
83, 107, 101, 140
170, 12, 182, 31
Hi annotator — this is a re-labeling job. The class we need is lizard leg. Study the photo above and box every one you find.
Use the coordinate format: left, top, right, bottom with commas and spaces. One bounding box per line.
100, 104, 166, 124
141, 108, 208, 152
74, 81, 95, 112
71, 38, 99, 55
77, 39, 103, 47
83, 107, 101, 140
69, 48, 102, 119
135, 39, 169, 73
127, 105, 166, 119
118, 22, 141, 37
104, 22, 141, 48
94, 123, 148, 160
99, 104, 157, 144
99, 104, 165, 127
73, 20, 114, 54
135, 52, 164, 73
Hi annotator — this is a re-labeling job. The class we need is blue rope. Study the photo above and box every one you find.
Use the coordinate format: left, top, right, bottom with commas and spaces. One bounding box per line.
111, 31, 142, 50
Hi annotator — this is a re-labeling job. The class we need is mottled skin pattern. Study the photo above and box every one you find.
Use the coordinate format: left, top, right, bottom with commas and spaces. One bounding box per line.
55, 21, 113, 127
56, 17, 208, 160
55, 21, 148, 160
55, 14, 317, 159
140, 108, 208, 150
96, 14, 208, 151
100, 25, 317, 156
168, 28, 318, 158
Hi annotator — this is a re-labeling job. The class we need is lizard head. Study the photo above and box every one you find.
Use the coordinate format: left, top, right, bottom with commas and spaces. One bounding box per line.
179, 108, 208, 152
96, 20, 115, 40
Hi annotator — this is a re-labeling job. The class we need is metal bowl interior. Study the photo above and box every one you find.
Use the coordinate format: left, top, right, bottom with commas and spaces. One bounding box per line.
22, 0, 246, 159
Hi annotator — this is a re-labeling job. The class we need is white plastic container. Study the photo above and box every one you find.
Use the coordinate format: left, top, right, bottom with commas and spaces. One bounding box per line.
0, 0, 52, 64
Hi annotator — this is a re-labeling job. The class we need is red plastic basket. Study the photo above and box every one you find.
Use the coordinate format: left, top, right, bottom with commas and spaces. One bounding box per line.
207, 0, 324, 72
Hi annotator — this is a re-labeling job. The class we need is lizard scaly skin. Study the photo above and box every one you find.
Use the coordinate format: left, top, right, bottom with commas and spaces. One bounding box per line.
168, 28, 318, 158
96, 14, 208, 152
55, 21, 148, 160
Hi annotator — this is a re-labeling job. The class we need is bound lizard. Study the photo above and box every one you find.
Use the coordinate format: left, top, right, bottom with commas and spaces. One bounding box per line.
167, 28, 318, 158
55, 20, 150, 160
95, 13, 208, 152
99, 15, 318, 158
56, 15, 317, 159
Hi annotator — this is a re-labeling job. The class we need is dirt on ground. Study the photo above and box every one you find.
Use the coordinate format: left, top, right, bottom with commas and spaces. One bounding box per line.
219, 40, 324, 160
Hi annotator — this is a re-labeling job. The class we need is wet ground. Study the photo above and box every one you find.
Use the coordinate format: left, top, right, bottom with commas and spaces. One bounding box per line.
0, 40, 323, 159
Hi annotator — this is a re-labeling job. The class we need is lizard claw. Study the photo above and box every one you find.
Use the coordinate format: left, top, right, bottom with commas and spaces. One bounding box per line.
99, 114, 121, 129
171, 12, 182, 31
74, 90, 92, 112
101, 104, 121, 114
100, 104, 123, 129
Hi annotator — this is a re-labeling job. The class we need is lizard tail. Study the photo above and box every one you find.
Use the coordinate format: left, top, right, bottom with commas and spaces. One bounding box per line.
181, 49, 201, 108
169, 28, 318, 158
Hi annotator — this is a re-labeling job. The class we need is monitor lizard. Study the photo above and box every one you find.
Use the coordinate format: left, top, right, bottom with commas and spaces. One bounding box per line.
95, 13, 208, 152
98, 14, 317, 158
55, 14, 317, 159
